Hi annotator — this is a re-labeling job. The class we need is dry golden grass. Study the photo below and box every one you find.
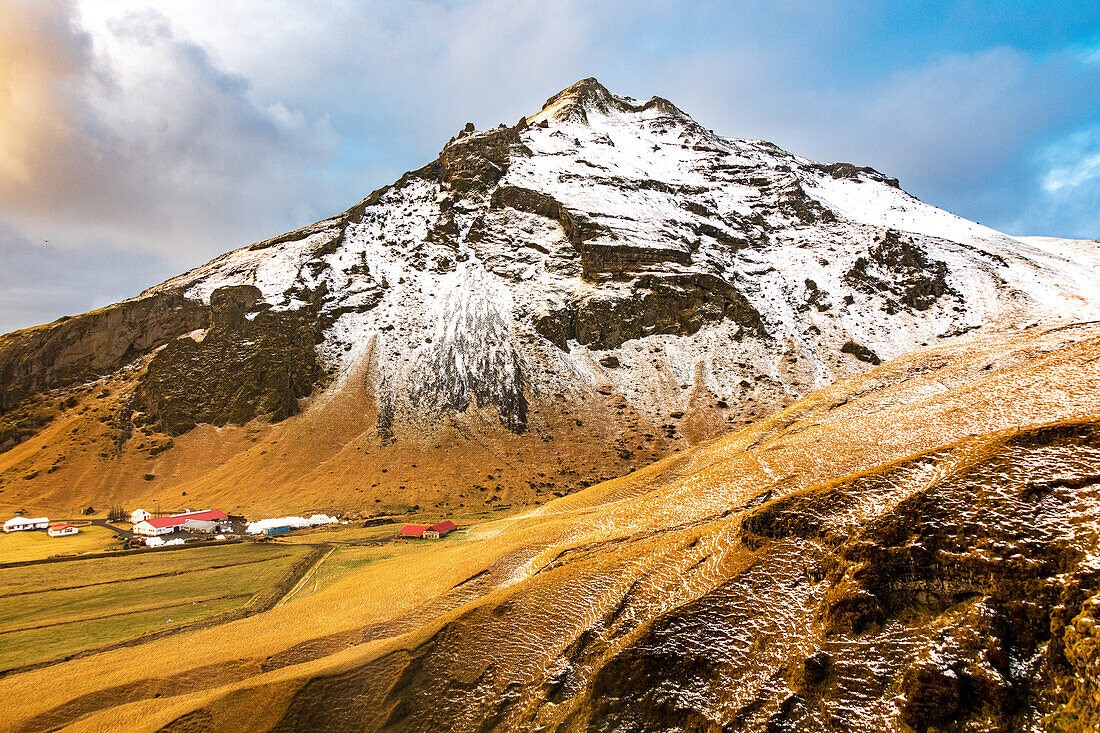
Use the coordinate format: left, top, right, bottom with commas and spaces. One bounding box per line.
0, 524, 117, 563
0, 339, 707, 519
0, 322, 1098, 731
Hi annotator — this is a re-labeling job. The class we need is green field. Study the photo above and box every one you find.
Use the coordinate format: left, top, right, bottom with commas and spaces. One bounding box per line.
0, 542, 315, 672
286, 545, 394, 602
0, 524, 120, 563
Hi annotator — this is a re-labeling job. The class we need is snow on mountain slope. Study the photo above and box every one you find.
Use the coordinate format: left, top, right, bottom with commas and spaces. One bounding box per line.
4, 78, 1099, 512
144, 78, 1100, 436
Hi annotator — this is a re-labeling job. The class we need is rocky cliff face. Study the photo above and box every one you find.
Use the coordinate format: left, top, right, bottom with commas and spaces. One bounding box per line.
1, 78, 1098, 511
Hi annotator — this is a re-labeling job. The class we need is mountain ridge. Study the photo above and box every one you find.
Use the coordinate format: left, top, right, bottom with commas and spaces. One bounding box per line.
1, 77, 1098, 516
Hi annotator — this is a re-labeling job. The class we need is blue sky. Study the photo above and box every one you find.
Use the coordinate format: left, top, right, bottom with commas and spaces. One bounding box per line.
1, 0, 1098, 332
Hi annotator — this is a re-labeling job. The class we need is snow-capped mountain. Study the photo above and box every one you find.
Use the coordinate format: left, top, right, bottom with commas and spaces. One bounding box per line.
2, 78, 1098, 511
146, 78, 1098, 433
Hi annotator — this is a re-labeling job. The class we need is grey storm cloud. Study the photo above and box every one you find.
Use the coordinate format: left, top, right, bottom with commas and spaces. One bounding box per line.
0, 1, 336, 264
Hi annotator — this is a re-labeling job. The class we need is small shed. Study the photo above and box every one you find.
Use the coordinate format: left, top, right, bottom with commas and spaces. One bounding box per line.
130, 509, 151, 524
47, 523, 79, 537
262, 525, 292, 536
398, 524, 428, 539
423, 520, 457, 539
3, 517, 49, 533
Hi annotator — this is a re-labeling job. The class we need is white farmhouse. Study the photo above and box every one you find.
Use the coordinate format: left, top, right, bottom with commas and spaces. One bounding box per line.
47, 523, 79, 537
3, 517, 49, 532
130, 509, 151, 524
133, 510, 228, 537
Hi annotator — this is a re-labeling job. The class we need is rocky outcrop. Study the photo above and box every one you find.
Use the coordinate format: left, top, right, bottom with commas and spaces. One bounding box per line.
438, 124, 531, 195
0, 290, 206, 414
844, 228, 955, 312
577, 242, 692, 281
841, 340, 882, 365
535, 273, 766, 350
809, 161, 900, 188
134, 287, 321, 435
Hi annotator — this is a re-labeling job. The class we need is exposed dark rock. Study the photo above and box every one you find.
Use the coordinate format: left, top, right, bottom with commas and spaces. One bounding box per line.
0, 290, 207, 414
801, 279, 832, 313
135, 288, 321, 435
841, 340, 882, 365
776, 179, 836, 225
578, 242, 691, 281
535, 273, 766, 350
899, 661, 961, 729
789, 651, 831, 696
809, 161, 900, 189
489, 185, 594, 245
844, 229, 954, 312
693, 221, 752, 252
438, 125, 532, 195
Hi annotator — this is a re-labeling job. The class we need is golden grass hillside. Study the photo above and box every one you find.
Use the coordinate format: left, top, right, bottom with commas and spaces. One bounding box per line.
1, 321, 1098, 732
0, 334, 698, 519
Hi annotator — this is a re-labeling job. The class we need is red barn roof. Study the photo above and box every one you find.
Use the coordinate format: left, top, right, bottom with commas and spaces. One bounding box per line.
398, 524, 428, 537
429, 520, 457, 534
49, 523, 76, 530
142, 510, 227, 529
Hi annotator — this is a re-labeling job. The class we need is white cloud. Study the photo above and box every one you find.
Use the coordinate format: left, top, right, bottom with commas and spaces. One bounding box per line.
1042, 130, 1100, 192
0, 1, 337, 268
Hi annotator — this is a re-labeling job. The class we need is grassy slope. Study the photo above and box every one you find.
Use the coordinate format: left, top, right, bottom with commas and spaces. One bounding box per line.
0, 322, 1097, 730
0, 335, 712, 519
0, 524, 118, 563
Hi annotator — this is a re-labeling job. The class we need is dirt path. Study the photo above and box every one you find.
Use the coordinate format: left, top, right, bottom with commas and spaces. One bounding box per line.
275, 545, 335, 608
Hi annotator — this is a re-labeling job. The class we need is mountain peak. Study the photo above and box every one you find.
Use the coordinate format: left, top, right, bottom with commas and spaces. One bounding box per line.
525, 77, 684, 127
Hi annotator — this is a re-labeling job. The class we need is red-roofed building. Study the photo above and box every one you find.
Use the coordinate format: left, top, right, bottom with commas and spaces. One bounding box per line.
423, 520, 457, 539
397, 524, 428, 538
47, 523, 79, 537
133, 510, 229, 537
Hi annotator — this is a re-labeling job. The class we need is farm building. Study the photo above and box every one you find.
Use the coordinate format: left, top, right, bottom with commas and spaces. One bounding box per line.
132, 509, 229, 537
3, 517, 49, 533
399, 521, 457, 539
262, 525, 292, 536
130, 509, 151, 523
47, 523, 79, 537
423, 520, 457, 539
183, 519, 228, 534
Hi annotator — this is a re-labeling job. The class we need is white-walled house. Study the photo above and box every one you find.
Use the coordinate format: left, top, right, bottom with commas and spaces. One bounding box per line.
47, 523, 79, 537
132, 518, 177, 537
130, 509, 151, 524
3, 517, 49, 532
